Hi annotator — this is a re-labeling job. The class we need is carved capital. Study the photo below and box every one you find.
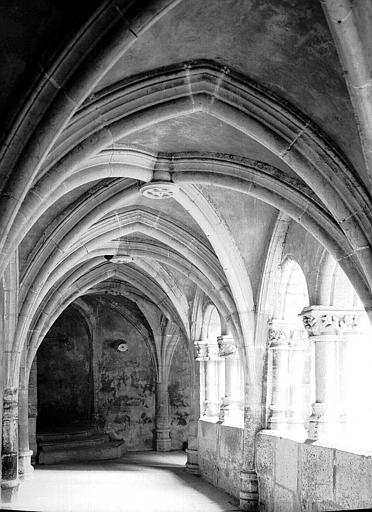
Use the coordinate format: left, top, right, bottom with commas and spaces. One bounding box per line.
193, 340, 208, 360
267, 319, 291, 347
208, 342, 221, 359
217, 335, 237, 357
300, 306, 364, 337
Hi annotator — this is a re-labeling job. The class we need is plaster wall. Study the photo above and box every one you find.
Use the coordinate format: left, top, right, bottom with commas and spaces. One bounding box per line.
256, 430, 372, 512
198, 420, 243, 499
91, 296, 155, 451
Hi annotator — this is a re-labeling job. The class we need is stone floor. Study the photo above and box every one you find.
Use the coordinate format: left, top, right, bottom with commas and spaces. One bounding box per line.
3, 451, 240, 512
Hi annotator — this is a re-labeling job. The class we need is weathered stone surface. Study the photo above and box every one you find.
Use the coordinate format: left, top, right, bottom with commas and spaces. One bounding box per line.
256, 431, 276, 477
273, 485, 295, 512
257, 433, 372, 511
275, 438, 298, 492
198, 421, 243, 499
93, 295, 156, 451
198, 420, 218, 453
219, 425, 243, 459
257, 475, 274, 512
334, 450, 372, 509
299, 443, 334, 505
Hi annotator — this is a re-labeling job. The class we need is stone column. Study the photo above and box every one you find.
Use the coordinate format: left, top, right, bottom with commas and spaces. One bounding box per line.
18, 359, 33, 478
203, 342, 220, 418
286, 330, 310, 434
1, 250, 20, 501
2, 387, 20, 502
155, 381, 171, 451
185, 341, 207, 475
240, 397, 262, 511
218, 335, 242, 423
301, 306, 363, 441
28, 359, 38, 464
267, 321, 291, 430
240, 468, 259, 512
194, 341, 208, 416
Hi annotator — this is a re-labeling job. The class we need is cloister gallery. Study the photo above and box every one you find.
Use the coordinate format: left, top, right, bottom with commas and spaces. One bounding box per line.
0, 1, 372, 511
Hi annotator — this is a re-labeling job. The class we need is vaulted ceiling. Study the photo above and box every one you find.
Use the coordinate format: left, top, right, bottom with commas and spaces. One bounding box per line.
1, 0, 372, 382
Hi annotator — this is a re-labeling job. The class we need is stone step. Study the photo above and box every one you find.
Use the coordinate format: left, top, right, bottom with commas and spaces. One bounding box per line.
37, 426, 98, 444
39, 433, 110, 452
38, 440, 126, 465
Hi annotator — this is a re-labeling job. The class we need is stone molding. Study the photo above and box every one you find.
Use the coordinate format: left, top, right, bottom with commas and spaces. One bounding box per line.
300, 306, 364, 336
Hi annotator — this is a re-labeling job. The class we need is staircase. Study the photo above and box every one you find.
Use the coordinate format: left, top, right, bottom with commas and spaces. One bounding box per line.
37, 426, 126, 465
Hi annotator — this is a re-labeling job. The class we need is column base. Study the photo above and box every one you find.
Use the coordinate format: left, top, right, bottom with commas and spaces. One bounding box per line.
286, 411, 307, 436
185, 448, 200, 475
156, 428, 171, 452
219, 397, 243, 425
239, 470, 259, 511
204, 400, 219, 417
19, 450, 34, 478
1, 477, 20, 503
267, 406, 287, 430
307, 403, 345, 441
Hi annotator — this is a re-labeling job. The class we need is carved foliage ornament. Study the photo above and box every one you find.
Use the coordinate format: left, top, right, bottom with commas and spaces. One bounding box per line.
302, 310, 360, 336
268, 328, 288, 347
193, 341, 208, 360
217, 337, 237, 357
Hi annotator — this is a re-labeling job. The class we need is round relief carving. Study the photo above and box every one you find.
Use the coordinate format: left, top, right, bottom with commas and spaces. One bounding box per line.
111, 255, 133, 264
140, 181, 179, 199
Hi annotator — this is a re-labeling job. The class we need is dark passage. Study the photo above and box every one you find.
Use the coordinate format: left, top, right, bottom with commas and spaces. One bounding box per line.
37, 305, 93, 433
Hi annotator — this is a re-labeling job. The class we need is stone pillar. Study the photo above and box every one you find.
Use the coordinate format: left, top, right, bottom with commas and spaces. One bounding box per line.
267, 321, 291, 430
240, 469, 259, 512
218, 335, 242, 423
1, 250, 20, 501
1, 387, 20, 502
301, 306, 363, 441
203, 342, 220, 418
286, 330, 309, 434
155, 381, 171, 451
240, 399, 262, 511
194, 340, 208, 416
18, 350, 34, 478
186, 341, 208, 475
28, 359, 37, 464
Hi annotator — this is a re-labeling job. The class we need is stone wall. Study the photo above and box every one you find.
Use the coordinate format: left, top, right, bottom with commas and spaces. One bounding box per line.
256, 430, 372, 511
91, 295, 155, 451
198, 420, 243, 499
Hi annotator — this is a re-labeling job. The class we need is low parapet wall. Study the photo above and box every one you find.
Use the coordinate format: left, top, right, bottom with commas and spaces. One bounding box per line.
198, 419, 243, 499
256, 430, 372, 511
